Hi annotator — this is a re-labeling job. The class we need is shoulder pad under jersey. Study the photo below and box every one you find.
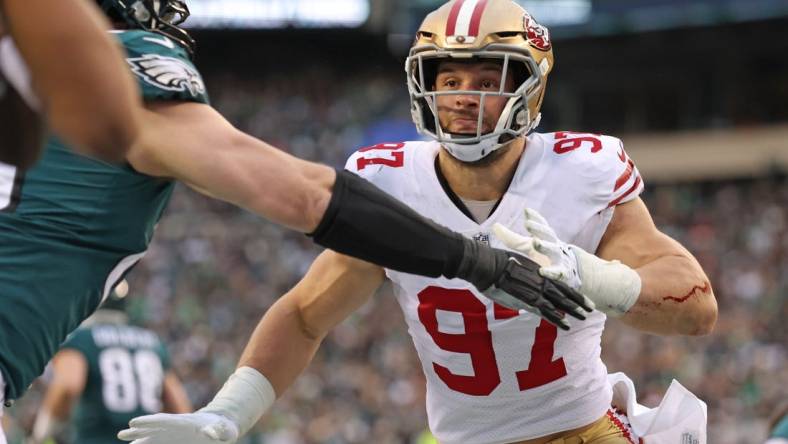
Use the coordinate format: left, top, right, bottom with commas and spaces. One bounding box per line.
539, 131, 644, 211
344, 141, 431, 195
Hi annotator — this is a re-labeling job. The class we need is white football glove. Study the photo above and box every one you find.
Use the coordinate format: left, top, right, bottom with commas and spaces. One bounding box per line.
119, 367, 276, 444
117, 411, 240, 444
493, 208, 641, 317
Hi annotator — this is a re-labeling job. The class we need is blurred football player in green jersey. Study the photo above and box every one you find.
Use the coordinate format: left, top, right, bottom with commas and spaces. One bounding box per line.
0, 2, 208, 414
0, 0, 140, 167
29, 282, 191, 444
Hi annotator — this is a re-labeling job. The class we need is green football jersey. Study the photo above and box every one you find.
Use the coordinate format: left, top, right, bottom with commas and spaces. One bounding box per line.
0, 30, 208, 401
62, 322, 171, 444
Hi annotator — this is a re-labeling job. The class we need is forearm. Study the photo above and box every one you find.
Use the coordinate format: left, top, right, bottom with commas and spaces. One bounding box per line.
163, 131, 468, 278
131, 107, 332, 233
197, 139, 334, 233
623, 254, 716, 335
237, 298, 324, 397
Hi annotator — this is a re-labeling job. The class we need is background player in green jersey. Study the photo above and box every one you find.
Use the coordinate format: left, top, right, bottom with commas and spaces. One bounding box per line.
0, 0, 140, 167
29, 283, 191, 444
0, 2, 587, 440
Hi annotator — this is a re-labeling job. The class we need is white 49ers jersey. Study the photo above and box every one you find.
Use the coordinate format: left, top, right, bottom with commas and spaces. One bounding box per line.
345, 131, 644, 444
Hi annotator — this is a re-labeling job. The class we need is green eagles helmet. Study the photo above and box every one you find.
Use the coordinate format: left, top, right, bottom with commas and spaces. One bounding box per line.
98, 0, 195, 57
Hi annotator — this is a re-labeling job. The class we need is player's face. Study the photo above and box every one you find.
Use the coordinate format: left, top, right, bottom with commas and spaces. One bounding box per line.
434, 60, 515, 135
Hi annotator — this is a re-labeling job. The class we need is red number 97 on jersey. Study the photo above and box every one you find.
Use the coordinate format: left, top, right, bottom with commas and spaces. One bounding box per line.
417, 286, 568, 396
356, 142, 406, 170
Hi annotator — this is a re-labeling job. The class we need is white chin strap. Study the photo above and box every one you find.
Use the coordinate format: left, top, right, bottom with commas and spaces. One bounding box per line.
443, 136, 501, 163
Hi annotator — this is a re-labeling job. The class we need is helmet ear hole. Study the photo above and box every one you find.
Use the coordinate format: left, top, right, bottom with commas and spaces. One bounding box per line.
511, 62, 530, 89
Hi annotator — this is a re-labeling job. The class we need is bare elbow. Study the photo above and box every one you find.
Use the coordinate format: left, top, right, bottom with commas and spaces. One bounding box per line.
693, 294, 718, 336
683, 288, 718, 336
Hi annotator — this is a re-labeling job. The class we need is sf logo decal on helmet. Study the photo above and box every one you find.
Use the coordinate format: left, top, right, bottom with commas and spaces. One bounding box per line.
523, 12, 551, 51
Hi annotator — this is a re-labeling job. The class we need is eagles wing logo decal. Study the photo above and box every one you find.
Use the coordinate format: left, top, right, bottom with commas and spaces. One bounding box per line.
127, 54, 206, 96
523, 12, 551, 51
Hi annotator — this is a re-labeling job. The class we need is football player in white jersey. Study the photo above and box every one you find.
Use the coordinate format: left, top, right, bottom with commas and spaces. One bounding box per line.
0, 0, 141, 167
118, 1, 718, 443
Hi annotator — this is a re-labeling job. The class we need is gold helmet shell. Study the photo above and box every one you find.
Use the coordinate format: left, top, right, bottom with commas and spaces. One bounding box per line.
405, 0, 554, 162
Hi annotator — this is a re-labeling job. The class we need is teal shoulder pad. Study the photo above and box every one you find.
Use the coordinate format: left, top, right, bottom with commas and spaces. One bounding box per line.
115, 30, 209, 104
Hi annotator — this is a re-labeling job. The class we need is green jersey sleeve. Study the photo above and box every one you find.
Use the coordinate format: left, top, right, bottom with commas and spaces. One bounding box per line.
116, 30, 209, 104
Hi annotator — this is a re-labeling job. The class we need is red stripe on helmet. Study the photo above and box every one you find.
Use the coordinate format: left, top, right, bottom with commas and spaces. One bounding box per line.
468, 0, 489, 37
446, 0, 466, 36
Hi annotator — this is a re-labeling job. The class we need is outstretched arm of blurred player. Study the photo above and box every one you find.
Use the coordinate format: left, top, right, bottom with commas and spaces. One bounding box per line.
128, 101, 592, 329
119, 251, 385, 443
1, 0, 140, 165
495, 199, 717, 336
29, 350, 87, 443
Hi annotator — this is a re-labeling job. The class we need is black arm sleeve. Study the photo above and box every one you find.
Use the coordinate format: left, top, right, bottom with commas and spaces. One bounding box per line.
310, 169, 489, 282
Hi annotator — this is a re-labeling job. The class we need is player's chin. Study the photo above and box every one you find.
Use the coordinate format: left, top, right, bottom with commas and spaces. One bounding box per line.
448, 123, 494, 135
448, 127, 484, 136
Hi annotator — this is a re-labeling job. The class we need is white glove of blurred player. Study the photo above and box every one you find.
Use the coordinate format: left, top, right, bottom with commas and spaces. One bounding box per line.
118, 367, 275, 444
117, 411, 240, 444
493, 208, 641, 317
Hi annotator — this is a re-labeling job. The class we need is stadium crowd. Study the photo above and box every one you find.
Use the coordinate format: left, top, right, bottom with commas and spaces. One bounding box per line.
4, 72, 786, 444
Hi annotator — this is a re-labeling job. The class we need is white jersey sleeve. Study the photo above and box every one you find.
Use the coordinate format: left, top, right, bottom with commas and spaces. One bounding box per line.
532, 131, 645, 251
344, 141, 432, 208
344, 141, 409, 183
541, 131, 644, 210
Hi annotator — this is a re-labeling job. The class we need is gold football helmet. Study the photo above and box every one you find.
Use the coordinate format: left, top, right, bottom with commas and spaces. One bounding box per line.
405, 0, 554, 162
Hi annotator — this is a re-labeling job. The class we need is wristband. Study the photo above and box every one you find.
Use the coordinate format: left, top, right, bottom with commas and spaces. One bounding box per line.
200, 367, 276, 436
